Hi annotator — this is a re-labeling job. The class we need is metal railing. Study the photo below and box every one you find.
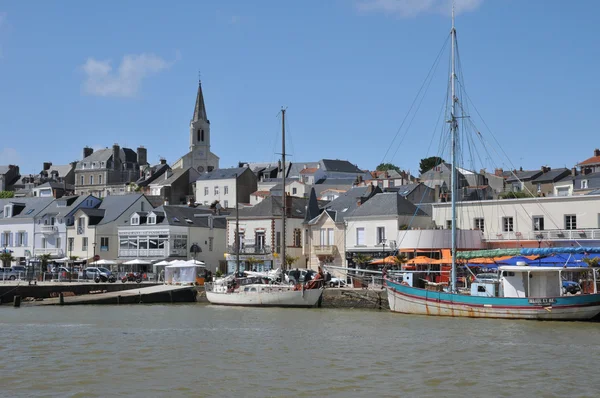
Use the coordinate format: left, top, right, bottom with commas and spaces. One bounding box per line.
489, 229, 600, 241
34, 248, 63, 256
314, 245, 337, 256
40, 225, 58, 234
226, 245, 271, 254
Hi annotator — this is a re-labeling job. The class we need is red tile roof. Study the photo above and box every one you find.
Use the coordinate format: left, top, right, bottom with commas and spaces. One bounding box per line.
577, 156, 600, 166
300, 167, 318, 174
251, 191, 271, 197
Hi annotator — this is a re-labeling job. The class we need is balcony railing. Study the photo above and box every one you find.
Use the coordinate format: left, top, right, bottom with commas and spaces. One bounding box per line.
40, 225, 58, 235
34, 248, 63, 256
227, 245, 271, 254
489, 229, 600, 241
314, 245, 337, 256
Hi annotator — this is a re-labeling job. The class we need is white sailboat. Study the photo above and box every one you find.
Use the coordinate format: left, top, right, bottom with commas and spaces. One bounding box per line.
384, 4, 600, 320
205, 108, 325, 307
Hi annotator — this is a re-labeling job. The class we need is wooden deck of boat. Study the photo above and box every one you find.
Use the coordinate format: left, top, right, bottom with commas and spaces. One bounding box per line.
26, 284, 197, 306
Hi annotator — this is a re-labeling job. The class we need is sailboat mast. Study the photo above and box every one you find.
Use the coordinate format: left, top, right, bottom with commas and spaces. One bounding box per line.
450, 3, 458, 293
235, 172, 240, 275
281, 108, 287, 272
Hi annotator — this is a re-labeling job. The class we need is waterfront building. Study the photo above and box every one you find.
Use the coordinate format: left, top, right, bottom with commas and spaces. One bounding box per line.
343, 192, 433, 264
0, 197, 55, 265
32, 195, 101, 260
194, 167, 257, 208
431, 194, 600, 249
172, 81, 220, 173
67, 194, 153, 262
117, 205, 226, 272
225, 195, 312, 273
303, 185, 381, 274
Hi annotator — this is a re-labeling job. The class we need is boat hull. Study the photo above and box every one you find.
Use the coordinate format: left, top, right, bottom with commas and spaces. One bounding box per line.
385, 279, 600, 320
206, 285, 323, 308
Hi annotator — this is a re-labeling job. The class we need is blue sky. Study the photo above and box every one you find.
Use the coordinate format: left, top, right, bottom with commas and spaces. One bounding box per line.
1, 0, 599, 176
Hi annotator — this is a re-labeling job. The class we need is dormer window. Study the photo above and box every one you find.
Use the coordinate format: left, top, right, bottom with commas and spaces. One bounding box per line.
131, 216, 139, 225
147, 216, 156, 224
582, 180, 588, 189
4, 205, 12, 218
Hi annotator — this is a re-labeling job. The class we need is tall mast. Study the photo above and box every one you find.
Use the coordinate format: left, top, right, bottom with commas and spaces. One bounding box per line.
450, 2, 457, 293
235, 173, 240, 275
281, 108, 287, 272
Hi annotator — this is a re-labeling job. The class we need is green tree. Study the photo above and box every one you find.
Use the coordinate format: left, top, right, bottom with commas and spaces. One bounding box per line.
245, 256, 260, 271
498, 191, 534, 199
38, 254, 53, 276
352, 253, 372, 267
285, 255, 299, 268
0, 191, 15, 199
376, 163, 401, 173
0, 252, 15, 267
583, 257, 599, 268
419, 156, 446, 175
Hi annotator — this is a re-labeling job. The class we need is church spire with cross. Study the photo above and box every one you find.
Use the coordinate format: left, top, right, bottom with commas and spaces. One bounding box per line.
192, 78, 209, 123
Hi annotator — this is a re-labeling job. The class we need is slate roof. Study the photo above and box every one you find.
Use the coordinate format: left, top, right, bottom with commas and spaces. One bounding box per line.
153, 205, 226, 228
531, 168, 571, 184
39, 195, 92, 218
97, 193, 147, 225
35, 181, 75, 190
46, 164, 73, 178
311, 185, 381, 223
228, 196, 316, 219
0, 197, 55, 221
196, 167, 248, 181
394, 183, 421, 197
136, 163, 170, 186
320, 159, 363, 173
347, 193, 427, 218
505, 170, 543, 183
574, 172, 600, 190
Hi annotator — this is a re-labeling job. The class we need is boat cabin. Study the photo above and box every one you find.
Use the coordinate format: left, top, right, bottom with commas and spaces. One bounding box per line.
471, 266, 598, 298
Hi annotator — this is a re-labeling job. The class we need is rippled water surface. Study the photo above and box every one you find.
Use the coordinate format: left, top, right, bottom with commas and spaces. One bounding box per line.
1, 304, 599, 397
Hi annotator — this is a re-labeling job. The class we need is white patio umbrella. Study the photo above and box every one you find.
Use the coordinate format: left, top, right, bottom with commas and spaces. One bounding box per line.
92, 259, 117, 266
153, 260, 171, 266
184, 259, 205, 266
54, 257, 70, 263
124, 259, 152, 265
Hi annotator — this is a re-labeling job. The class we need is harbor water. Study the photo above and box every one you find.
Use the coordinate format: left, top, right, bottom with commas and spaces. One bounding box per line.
1, 304, 599, 397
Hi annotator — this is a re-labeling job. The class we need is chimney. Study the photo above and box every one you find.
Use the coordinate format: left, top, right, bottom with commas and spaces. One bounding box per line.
519, 167, 523, 172
494, 168, 504, 177
83, 147, 93, 159
434, 184, 441, 201
571, 167, 577, 177
595, 148, 600, 157
137, 146, 147, 166
541, 165, 551, 173
70, 161, 77, 170
112, 144, 121, 171
43, 162, 52, 171
160, 158, 167, 165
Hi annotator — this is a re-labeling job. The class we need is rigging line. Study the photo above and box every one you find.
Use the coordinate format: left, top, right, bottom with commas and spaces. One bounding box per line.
389, 37, 449, 163
380, 34, 451, 164
472, 127, 570, 244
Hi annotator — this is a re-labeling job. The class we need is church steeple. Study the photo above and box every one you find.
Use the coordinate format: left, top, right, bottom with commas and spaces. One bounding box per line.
192, 80, 209, 123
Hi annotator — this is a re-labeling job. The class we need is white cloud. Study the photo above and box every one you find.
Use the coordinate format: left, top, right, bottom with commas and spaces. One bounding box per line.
356, 0, 483, 18
81, 53, 173, 97
0, 147, 21, 165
